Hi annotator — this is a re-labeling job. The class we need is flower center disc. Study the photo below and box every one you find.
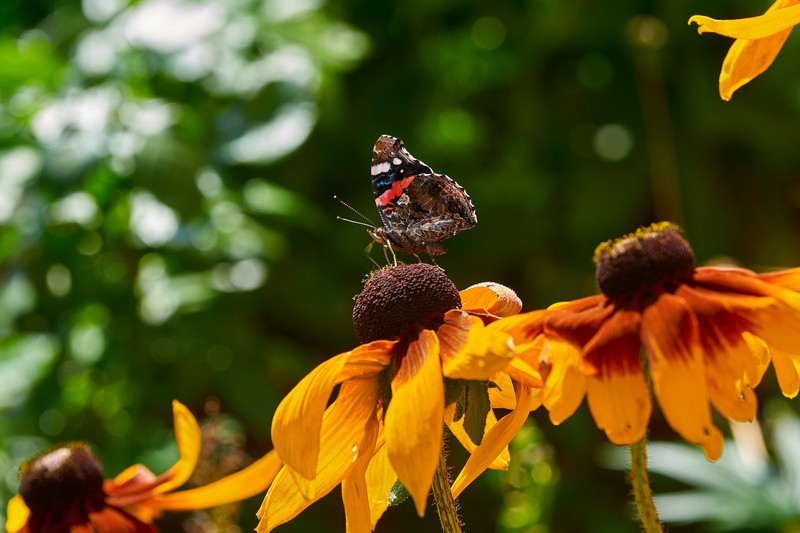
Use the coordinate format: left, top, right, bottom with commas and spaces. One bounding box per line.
353, 263, 461, 343
593, 222, 695, 298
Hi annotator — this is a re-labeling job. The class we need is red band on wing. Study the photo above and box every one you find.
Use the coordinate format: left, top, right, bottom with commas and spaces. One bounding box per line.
376, 175, 416, 207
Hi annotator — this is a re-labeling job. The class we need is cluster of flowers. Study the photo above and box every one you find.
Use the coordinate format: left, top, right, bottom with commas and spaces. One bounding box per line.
8, 221, 800, 532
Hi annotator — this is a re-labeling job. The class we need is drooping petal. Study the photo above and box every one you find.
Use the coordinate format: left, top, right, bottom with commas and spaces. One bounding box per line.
271, 353, 347, 481
641, 293, 723, 461
772, 349, 800, 398
540, 337, 587, 425
384, 329, 443, 517
582, 307, 651, 445
488, 371, 518, 410
151, 450, 282, 511
151, 400, 201, 494
438, 310, 515, 381
460, 282, 522, 317
342, 415, 380, 533
451, 382, 533, 499
5, 495, 28, 533
501, 330, 544, 388
489, 309, 546, 344
257, 377, 380, 531
717, 24, 792, 100
689, 1, 800, 40
364, 429, 397, 530
444, 402, 510, 470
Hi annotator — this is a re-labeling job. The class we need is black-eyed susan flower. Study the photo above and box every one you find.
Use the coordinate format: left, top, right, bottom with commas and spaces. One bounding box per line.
6, 400, 281, 533
257, 263, 541, 532
502, 222, 800, 461
689, 0, 800, 100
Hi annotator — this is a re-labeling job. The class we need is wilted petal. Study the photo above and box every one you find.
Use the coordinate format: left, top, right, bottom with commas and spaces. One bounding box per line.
642, 293, 723, 461
271, 353, 347, 480
385, 330, 443, 516
460, 282, 522, 317
451, 382, 534, 499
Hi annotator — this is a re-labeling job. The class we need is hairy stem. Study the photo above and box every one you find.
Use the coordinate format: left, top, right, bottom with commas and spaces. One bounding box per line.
630, 436, 663, 533
432, 441, 462, 533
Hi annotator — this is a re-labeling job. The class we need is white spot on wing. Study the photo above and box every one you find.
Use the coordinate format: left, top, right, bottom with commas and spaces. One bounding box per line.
392, 157, 401, 165
371, 161, 391, 176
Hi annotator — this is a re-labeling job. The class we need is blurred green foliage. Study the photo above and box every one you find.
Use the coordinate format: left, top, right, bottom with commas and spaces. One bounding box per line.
2, 0, 800, 531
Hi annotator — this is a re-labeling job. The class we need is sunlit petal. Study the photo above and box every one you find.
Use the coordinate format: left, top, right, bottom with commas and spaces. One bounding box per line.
152, 400, 202, 494
257, 377, 380, 531
541, 338, 587, 425
772, 349, 800, 398
438, 310, 515, 381
718, 26, 791, 100
460, 282, 522, 317
444, 402, 510, 470
364, 428, 397, 529
342, 415, 379, 533
151, 450, 282, 511
489, 309, 546, 344
689, 2, 800, 40
385, 330, 443, 516
642, 294, 723, 461
759, 266, 800, 289
5, 495, 29, 533
338, 340, 396, 382
583, 307, 650, 445
488, 371, 517, 410
451, 382, 533, 499
271, 353, 347, 480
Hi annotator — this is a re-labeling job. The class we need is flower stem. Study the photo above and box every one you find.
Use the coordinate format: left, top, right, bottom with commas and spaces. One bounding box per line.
629, 436, 663, 533
432, 441, 462, 533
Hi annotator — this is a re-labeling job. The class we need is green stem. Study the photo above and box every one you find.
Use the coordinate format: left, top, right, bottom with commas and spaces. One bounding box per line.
630, 436, 663, 533
432, 441, 462, 533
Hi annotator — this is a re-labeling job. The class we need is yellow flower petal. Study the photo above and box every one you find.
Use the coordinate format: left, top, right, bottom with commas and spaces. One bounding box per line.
689, 1, 800, 40
488, 370, 517, 410
153, 400, 202, 494
718, 25, 791, 100
364, 430, 397, 529
541, 338, 587, 425
444, 402, 510, 470
759, 266, 800, 290
271, 353, 347, 481
5, 495, 29, 533
460, 282, 522, 317
642, 294, 723, 461
385, 330, 443, 517
342, 416, 379, 533
338, 340, 396, 382
438, 310, 515, 381
451, 382, 533, 499
151, 450, 282, 511
772, 349, 800, 398
257, 377, 380, 531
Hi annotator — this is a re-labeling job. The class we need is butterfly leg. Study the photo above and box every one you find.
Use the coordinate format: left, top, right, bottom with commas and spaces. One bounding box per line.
385, 241, 398, 267
364, 241, 382, 269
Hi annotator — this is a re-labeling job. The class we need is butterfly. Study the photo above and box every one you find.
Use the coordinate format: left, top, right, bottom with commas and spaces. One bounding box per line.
367, 135, 477, 257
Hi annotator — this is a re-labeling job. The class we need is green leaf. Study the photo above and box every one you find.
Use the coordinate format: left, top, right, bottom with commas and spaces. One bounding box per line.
463, 381, 491, 447
387, 479, 410, 506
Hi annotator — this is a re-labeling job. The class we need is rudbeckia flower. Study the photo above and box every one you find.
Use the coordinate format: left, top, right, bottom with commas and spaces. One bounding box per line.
502, 222, 800, 460
6, 400, 281, 533
257, 263, 541, 532
689, 0, 800, 100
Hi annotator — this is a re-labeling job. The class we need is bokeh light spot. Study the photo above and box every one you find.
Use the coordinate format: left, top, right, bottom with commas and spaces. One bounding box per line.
593, 123, 633, 161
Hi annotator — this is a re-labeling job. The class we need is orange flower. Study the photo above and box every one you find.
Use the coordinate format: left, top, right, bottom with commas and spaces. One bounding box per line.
6, 401, 281, 533
689, 0, 800, 100
257, 264, 541, 532
502, 222, 800, 460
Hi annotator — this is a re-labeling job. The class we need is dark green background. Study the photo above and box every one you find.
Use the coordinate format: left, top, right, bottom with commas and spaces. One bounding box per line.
2, 0, 800, 531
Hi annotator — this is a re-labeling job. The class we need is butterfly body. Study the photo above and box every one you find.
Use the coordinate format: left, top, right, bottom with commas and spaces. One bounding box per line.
368, 135, 477, 256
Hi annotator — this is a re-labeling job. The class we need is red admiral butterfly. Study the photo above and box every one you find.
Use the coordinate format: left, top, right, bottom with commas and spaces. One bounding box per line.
367, 135, 477, 257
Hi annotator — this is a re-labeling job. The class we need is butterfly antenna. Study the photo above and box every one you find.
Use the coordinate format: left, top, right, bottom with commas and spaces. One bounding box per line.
333, 195, 377, 227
